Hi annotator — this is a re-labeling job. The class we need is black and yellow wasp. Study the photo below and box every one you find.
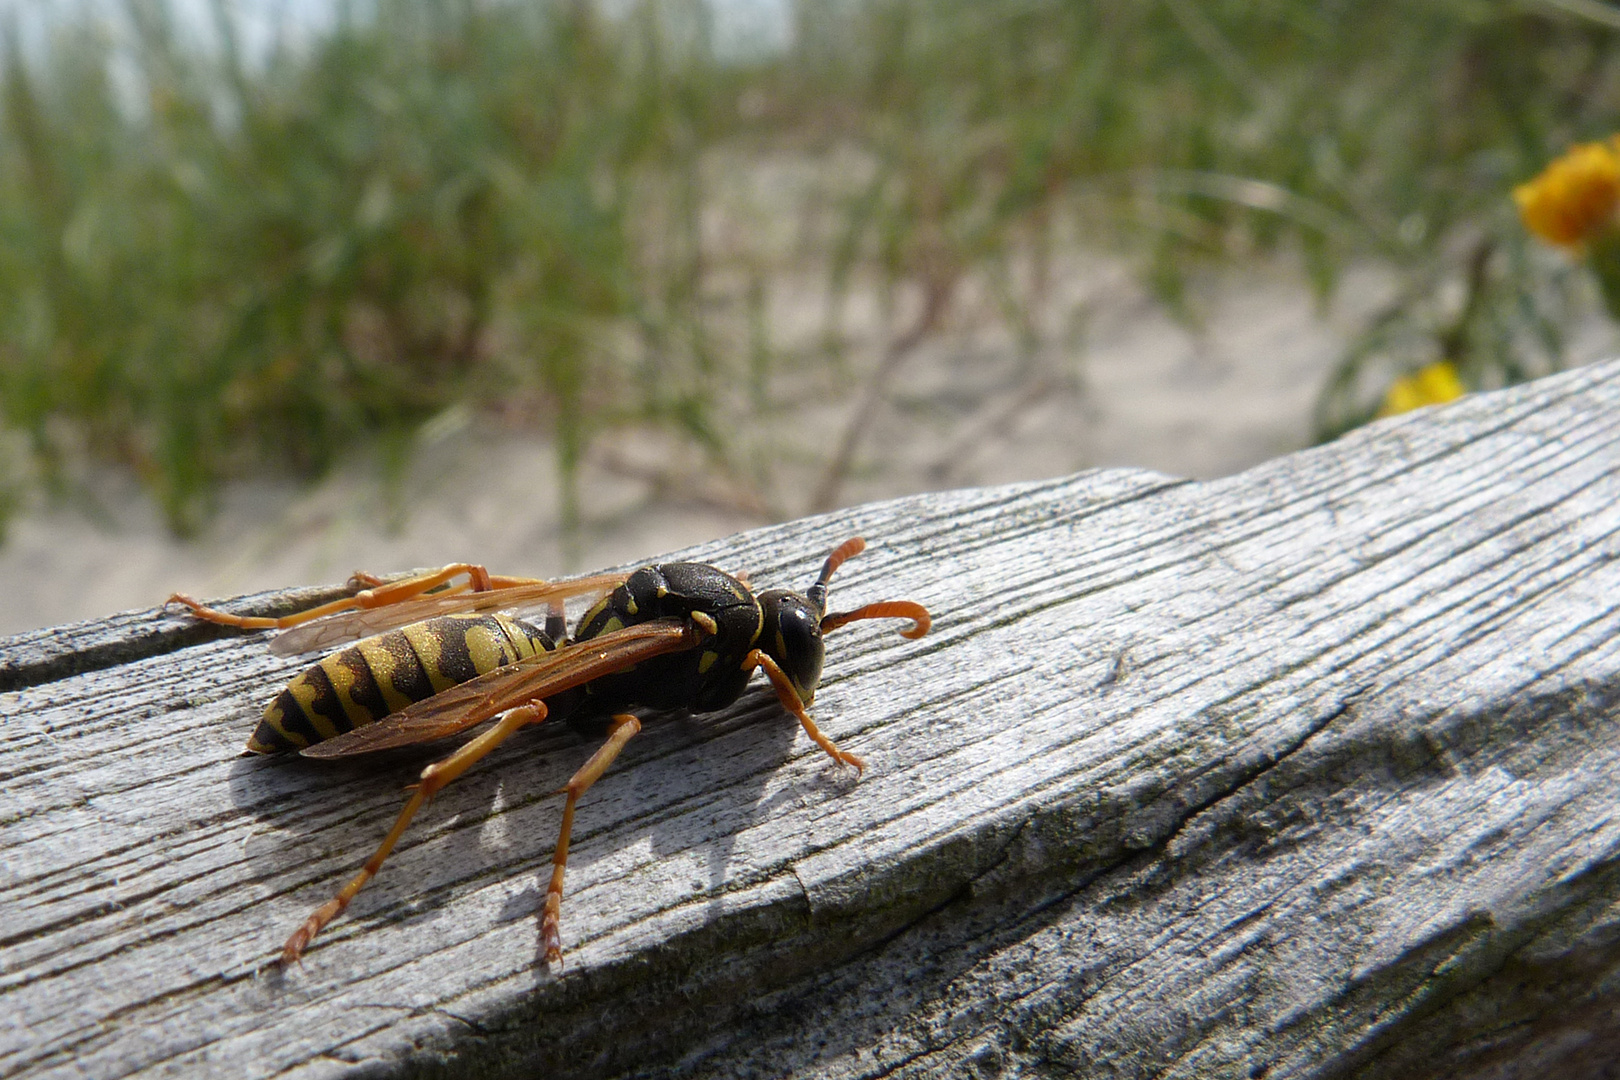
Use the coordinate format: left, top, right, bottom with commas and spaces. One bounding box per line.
170, 538, 930, 965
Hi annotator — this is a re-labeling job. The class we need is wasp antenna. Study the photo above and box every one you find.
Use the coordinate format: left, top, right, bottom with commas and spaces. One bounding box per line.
820, 600, 930, 639
807, 537, 866, 612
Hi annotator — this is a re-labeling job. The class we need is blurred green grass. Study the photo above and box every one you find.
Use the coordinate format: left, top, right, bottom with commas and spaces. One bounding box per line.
0, 0, 1614, 541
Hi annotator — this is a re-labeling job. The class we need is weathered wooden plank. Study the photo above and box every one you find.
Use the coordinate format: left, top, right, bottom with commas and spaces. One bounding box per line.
5, 360, 1620, 1078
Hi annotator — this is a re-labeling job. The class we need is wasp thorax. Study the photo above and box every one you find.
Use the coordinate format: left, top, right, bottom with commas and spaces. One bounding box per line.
757, 589, 826, 704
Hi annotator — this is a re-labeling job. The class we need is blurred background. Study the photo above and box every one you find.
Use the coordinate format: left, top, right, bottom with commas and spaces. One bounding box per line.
2, 0, 1618, 634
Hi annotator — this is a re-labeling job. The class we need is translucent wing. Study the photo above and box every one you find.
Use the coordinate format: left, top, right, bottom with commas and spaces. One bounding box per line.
269, 573, 630, 656
299, 619, 698, 758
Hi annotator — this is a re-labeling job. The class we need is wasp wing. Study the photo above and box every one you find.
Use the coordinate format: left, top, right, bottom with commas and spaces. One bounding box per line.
269, 573, 630, 656
298, 618, 698, 758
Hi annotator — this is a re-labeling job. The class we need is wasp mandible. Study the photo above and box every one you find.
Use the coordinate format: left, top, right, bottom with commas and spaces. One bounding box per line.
170, 538, 930, 965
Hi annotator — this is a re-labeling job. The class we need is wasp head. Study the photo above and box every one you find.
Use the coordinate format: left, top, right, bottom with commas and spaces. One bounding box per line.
755, 536, 876, 705
756, 588, 825, 704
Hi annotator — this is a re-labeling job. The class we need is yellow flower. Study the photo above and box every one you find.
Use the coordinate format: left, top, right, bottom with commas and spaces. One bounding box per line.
1514, 138, 1620, 248
1379, 361, 1466, 417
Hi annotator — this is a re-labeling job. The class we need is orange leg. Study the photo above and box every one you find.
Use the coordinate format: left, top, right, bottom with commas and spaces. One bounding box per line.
169, 563, 545, 631
486, 575, 553, 589
746, 649, 865, 773
541, 713, 642, 965
281, 698, 550, 965
349, 570, 544, 591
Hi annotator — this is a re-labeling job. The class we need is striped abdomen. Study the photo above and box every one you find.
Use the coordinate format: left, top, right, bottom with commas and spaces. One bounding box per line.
248, 613, 556, 754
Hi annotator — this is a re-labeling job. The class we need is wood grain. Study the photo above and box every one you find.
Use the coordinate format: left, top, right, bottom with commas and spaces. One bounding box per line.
6, 360, 1620, 1079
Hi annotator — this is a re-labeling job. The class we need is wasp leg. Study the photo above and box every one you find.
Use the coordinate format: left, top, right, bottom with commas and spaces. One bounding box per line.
170, 563, 523, 631
486, 575, 553, 588
746, 649, 865, 773
280, 699, 551, 966
349, 568, 549, 593
542, 713, 641, 965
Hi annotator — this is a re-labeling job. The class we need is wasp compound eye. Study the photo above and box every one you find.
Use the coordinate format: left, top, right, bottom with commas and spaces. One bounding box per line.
758, 589, 826, 704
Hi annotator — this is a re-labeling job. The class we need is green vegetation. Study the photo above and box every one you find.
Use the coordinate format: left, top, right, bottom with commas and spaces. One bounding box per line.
1, 0, 1616, 540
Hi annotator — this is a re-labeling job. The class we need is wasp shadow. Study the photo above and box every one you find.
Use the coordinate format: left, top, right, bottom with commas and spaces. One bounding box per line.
225, 686, 817, 970
227, 717, 582, 946
493, 688, 855, 968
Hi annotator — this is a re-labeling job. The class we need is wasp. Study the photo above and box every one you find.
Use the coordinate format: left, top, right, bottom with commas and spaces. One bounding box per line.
169, 538, 930, 965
